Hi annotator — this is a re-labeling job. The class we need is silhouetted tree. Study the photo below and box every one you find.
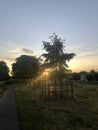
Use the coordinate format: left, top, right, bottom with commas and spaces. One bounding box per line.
95, 72, 98, 81
0, 61, 10, 81
86, 70, 96, 81
72, 72, 81, 81
12, 55, 39, 80
41, 33, 75, 69
41, 33, 75, 81
90, 69, 96, 80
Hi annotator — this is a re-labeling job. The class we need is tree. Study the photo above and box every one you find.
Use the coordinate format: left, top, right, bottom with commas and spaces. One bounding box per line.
41, 33, 75, 81
0, 61, 10, 81
95, 72, 98, 81
12, 55, 39, 80
72, 72, 81, 81
86, 70, 96, 81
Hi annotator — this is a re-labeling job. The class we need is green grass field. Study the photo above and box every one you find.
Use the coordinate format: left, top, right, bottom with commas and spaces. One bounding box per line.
15, 83, 98, 130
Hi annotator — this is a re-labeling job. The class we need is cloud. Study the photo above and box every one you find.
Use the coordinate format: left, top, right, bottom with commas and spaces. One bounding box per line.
0, 55, 15, 62
79, 52, 98, 59
85, 53, 98, 57
0, 41, 36, 57
0, 40, 22, 53
21, 47, 35, 55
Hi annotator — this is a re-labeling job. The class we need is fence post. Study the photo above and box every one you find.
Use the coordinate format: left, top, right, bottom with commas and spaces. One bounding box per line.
60, 82, 63, 98
65, 82, 68, 96
71, 81, 74, 98
41, 80, 44, 97
48, 83, 50, 97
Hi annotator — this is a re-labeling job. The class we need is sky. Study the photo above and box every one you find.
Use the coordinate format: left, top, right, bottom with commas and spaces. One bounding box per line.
0, 0, 98, 72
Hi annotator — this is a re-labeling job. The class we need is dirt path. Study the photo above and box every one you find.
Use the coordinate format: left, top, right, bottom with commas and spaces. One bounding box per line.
0, 85, 20, 130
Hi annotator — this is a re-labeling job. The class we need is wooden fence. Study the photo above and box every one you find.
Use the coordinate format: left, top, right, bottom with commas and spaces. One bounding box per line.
41, 79, 74, 98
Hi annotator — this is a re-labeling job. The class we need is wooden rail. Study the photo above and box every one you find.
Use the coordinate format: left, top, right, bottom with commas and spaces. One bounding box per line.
41, 80, 74, 98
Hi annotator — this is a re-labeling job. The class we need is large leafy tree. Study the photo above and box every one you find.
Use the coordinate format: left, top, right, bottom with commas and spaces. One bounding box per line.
0, 61, 10, 81
41, 33, 75, 81
12, 55, 39, 80
41, 33, 75, 69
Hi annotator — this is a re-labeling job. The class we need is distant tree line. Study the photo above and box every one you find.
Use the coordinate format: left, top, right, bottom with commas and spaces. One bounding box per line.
72, 70, 98, 82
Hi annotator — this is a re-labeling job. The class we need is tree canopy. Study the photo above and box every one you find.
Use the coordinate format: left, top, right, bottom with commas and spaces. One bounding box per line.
0, 61, 10, 81
41, 33, 75, 70
41, 33, 75, 81
12, 55, 39, 80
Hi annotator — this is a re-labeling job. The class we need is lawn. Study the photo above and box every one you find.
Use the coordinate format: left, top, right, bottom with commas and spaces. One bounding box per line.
15, 83, 98, 130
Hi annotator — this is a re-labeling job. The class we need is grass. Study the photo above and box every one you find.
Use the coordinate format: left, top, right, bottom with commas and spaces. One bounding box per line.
15, 83, 98, 130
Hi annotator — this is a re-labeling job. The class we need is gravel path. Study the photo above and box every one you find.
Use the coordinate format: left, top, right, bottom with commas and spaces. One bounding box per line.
0, 85, 20, 130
